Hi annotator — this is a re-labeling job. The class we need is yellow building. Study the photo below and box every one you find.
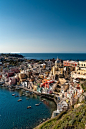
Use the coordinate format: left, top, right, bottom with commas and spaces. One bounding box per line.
77, 69, 86, 75
79, 61, 86, 68
71, 68, 86, 79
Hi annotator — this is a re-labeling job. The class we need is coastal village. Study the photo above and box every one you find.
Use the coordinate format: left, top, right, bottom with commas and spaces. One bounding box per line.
0, 54, 86, 117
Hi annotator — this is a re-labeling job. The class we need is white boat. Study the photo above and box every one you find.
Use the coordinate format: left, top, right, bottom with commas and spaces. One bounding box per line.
12, 94, 15, 96
35, 104, 40, 106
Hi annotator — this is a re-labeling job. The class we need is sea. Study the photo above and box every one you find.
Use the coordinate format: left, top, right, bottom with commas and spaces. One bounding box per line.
0, 87, 56, 129
21, 53, 86, 60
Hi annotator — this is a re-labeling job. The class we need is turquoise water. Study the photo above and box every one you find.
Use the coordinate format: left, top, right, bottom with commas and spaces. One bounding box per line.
0, 87, 56, 129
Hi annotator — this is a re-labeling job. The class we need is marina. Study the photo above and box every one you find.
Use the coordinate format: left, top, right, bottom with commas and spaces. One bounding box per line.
0, 53, 86, 128
0, 86, 56, 129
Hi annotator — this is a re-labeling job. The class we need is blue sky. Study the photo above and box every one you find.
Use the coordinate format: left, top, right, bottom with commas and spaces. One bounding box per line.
0, 0, 86, 53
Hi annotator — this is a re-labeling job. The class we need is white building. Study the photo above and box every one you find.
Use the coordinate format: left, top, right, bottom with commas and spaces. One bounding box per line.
79, 61, 86, 68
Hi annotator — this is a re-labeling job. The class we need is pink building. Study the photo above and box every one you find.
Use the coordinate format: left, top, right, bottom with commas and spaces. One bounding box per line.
9, 77, 17, 85
63, 61, 78, 67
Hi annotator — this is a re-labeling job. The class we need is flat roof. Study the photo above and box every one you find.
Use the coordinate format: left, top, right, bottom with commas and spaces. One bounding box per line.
63, 60, 78, 63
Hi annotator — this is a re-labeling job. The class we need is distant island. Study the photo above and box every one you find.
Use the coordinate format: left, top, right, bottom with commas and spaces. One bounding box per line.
0, 53, 24, 58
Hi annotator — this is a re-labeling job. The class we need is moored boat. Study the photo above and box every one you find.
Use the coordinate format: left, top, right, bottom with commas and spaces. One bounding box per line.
12, 94, 15, 96
15, 95, 19, 97
27, 106, 31, 109
35, 104, 40, 106
17, 99, 22, 102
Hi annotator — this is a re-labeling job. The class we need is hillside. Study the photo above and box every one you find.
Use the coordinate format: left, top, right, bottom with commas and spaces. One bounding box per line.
35, 103, 86, 129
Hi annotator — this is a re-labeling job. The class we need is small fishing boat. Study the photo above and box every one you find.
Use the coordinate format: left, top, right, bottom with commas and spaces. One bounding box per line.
27, 106, 31, 109
35, 104, 40, 106
12, 94, 15, 96
17, 99, 22, 102
15, 95, 19, 97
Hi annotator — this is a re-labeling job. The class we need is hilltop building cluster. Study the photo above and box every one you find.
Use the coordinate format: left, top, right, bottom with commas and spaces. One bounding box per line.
0, 54, 85, 115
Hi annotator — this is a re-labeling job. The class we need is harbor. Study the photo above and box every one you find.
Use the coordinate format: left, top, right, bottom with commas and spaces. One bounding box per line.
0, 86, 56, 129
0, 53, 86, 128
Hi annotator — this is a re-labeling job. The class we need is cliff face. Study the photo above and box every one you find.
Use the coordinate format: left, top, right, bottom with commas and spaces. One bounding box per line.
35, 103, 86, 129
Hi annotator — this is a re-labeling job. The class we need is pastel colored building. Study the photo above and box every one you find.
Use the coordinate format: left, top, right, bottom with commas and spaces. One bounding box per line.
79, 61, 86, 68
63, 61, 78, 67
55, 58, 62, 68
71, 69, 86, 79
9, 77, 17, 85
19, 73, 27, 82
41, 79, 54, 89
